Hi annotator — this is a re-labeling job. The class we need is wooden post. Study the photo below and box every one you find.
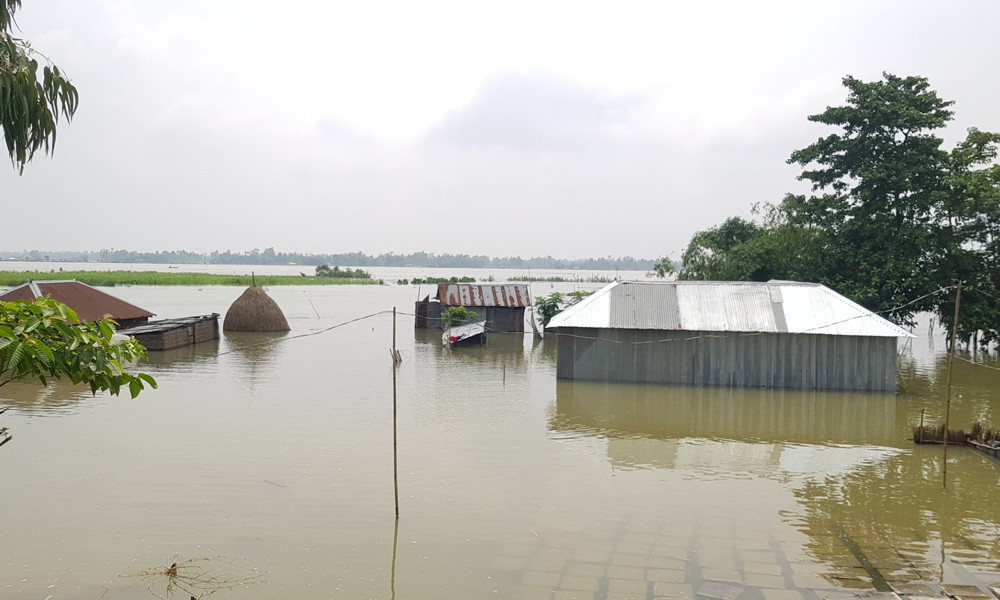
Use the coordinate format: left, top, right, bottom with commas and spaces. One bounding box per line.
919, 408, 925, 444
943, 282, 962, 489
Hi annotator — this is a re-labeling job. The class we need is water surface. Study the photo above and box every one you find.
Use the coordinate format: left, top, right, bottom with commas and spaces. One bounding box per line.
2, 280, 1000, 599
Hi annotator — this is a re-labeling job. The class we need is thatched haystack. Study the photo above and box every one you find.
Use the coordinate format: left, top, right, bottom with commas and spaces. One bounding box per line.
223, 286, 290, 332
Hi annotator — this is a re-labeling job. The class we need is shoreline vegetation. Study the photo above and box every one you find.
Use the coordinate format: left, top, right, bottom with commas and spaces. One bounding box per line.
0, 270, 384, 287
0, 249, 654, 271
0, 270, 619, 288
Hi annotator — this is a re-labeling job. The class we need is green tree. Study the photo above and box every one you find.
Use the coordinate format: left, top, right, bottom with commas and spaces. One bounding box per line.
649, 257, 676, 279
535, 292, 564, 328
933, 128, 1000, 346
676, 73, 1000, 330
1, 0, 79, 173
1, 3, 155, 449
782, 73, 960, 324
442, 306, 477, 327
535, 291, 594, 328
1, 298, 158, 446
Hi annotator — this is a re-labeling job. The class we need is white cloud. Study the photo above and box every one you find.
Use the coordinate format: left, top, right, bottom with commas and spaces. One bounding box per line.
2, 0, 1000, 259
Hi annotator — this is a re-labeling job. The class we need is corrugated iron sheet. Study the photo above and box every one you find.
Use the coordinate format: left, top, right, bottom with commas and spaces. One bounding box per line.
675, 283, 779, 332
547, 280, 912, 338
118, 314, 218, 335
437, 283, 531, 307
609, 281, 681, 329
0, 280, 154, 322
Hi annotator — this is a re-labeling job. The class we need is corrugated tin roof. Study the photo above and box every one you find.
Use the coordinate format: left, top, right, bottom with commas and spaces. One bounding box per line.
546, 281, 913, 338
0, 280, 154, 322
118, 314, 218, 335
437, 283, 532, 307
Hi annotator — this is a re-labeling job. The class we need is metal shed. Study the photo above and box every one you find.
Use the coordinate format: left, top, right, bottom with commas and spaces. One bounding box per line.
415, 283, 531, 332
545, 281, 913, 392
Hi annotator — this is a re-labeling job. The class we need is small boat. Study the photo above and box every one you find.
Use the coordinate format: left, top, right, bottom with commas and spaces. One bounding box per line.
443, 320, 487, 346
969, 439, 1000, 459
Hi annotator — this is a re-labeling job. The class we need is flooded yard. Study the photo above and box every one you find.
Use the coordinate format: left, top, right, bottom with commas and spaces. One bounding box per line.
2, 280, 1000, 599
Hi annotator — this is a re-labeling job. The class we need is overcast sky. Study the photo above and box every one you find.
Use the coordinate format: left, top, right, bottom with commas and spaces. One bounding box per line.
3, 1, 999, 260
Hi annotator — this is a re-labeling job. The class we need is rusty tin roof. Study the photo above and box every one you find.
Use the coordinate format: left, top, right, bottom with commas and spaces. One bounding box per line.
436, 283, 532, 308
0, 280, 155, 323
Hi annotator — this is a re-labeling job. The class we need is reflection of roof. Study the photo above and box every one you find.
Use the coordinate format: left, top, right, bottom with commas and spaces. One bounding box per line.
0, 280, 154, 322
437, 283, 531, 308
546, 280, 912, 338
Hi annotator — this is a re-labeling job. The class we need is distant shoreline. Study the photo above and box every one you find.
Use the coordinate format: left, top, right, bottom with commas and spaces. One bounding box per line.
0, 270, 382, 287
0, 249, 655, 271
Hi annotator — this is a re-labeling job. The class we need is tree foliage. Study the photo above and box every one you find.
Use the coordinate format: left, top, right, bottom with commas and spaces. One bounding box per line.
674, 73, 1000, 339
0, 298, 157, 394
535, 291, 593, 328
441, 306, 477, 327
314, 264, 372, 279
0, 298, 157, 448
649, 257, 676, 279
0, 0, 78, 173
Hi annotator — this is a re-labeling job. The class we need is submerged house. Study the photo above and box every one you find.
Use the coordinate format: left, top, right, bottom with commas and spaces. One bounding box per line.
415, 283, 531, 333
545, 280, 913, 392
0, 280, 153, 329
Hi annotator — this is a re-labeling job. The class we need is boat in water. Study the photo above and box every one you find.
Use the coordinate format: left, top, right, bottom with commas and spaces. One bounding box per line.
443, 320, 487, 346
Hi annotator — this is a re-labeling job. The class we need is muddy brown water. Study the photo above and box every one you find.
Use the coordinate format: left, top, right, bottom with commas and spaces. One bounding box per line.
2, 280, 999, 599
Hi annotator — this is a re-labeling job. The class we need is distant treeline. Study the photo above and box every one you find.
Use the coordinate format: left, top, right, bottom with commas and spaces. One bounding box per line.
1, 248, 654, 270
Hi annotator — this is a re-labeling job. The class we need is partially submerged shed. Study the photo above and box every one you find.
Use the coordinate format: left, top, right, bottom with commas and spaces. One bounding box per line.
118, 314, 220, 351
223, 286, 290, 332
415, 283, 531, 332
0, 280, 154, 328
545, 280, 913, 392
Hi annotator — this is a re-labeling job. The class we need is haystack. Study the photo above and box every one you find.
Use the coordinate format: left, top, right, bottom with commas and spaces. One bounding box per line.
223, 286, 290, 332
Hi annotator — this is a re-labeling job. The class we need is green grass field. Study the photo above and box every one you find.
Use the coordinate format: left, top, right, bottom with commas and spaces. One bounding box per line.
0, 270, 384, 287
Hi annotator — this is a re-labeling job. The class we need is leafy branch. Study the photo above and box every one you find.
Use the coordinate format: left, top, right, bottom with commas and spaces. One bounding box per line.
0, 0, 79, 173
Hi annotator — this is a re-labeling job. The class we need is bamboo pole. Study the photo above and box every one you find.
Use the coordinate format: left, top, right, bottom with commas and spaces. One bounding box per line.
392, 307, 400, 517
943, 282, 962, 489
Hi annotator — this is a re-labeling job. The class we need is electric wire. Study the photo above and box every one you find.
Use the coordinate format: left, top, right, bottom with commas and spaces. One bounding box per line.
208, 283, 1000, 375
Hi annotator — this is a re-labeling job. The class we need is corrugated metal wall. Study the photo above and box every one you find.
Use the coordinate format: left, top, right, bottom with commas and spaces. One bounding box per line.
555, 328, 898, 392
413, 299, 524, 332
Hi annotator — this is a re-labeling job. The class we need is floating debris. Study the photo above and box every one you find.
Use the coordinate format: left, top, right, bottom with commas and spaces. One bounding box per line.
123, 556, 265, 599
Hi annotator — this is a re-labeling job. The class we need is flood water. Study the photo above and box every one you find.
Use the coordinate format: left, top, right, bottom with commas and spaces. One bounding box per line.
2, 274, 1000, 600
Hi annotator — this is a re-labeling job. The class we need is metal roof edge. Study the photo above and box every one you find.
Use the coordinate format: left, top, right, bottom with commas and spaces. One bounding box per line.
812, 284, 915, 338
545, 281, 619, 329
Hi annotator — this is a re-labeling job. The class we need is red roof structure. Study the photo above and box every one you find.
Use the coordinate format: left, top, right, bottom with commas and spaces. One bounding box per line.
0, 280, 154, 328
436, 283, 532, 308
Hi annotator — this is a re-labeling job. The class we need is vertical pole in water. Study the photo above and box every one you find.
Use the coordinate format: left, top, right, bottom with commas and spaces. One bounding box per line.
943, 282, 962, 489
393, 307, 400, 517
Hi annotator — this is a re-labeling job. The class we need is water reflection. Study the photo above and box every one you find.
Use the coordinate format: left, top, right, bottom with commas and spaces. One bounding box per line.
790, 444, 1000, 589
221, 331, 287, 389
144, 338, 220, 367
545, 379, 1000, 589
899, 350, 1000, 429
0, 378, 105, 416
552, 380, 897, 446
